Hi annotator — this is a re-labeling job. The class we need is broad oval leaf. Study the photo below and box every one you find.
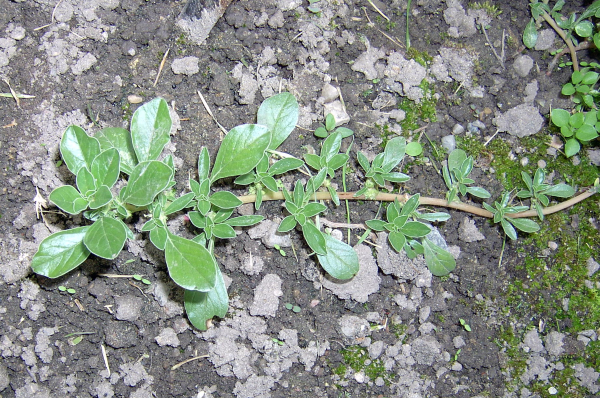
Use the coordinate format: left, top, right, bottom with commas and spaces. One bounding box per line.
400, 194, 421, 217
257, 92, 299, 150
88, 185, 113, 209
418, 212, 451, 222
328, 153, 349, 171
542, 183, 575, 198
131, 98, 172, 162
188, 211, 207, 229
278, 215, 297, 232
209, 191, 242, 209
164, 192, 195, 215
31, 226, 91, 278
303, 202, 327, 218
365, 219, 387, 231
316, 234, 359, 280
60, 125, 101, 175
122, 160, 173, 206
448, 149, 467, 171
423, 238, 456, 276
210, 124, 271, 183
575, 124, 599, 141
304, 154, 322, 171
561, 83, 576, 96
269, 158, 305, 175
382, 172, 410, 183
388, 231, 407, 252
575, 20, 594, 38
320, 132, 342, 163
83, 217, 128, 259
95, 127, 138, 175
150, 226, 168, 250
212, 223, 237, 239
381, 136, 406, 173
91, 148, 120, 189
184, 269, 228, 331
523, 18, 538, 48
465, 186, 491, 199
302, 221, 327, 255
49, 185, 88, 214
508, 217, 540, 233
400, 221, 431, 238
76, 167, 96, 196
165, 233, 218, 292
564, 138, 581, 157
405, 142, 423, 157
198, 147, 211, 181
501, 219, 518, 240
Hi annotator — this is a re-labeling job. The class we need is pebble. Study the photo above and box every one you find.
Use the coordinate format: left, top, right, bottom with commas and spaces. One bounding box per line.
548, 386, 558, 395
128, 95, 143, 104
521, 157, 529, 167
452, 123, 465, 135
548, 241, 558, 250
320, 83, 338, 103
441, 135, 456, 152
451, 362, 463, 371
537, 159, 547, 169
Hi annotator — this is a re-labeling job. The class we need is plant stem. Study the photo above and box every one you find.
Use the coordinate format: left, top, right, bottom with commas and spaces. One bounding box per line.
406, 0, 412, 49
541, 10, 579, 71
238, 188, 597, 219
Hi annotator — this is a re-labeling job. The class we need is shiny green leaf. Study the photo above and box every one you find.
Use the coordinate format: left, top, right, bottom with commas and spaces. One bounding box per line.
165, 233, 217, 292
184, 269, 228, 331
49, 185, 88, 214
60, 125, 100, 175
209, 191, 242, 209
91, 148, 120, 189
130, 98, 171, 162
83, 217, 128, 259
316, 234, 358, 280
95, 127, 137, 175
423, 238, 456, 276
302, 221, 327, 255
31, 226, 91, 278
257, 92, 298, 150
122, 160, 173, 206
88, 185, 113, 209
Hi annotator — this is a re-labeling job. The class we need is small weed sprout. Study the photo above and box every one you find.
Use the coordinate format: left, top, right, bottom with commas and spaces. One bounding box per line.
273, 244, 286, 257
459, 318, 472, 332
58, 286, 76, 294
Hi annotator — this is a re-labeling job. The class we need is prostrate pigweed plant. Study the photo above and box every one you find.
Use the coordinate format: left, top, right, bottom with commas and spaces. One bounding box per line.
31, 94, 599, 329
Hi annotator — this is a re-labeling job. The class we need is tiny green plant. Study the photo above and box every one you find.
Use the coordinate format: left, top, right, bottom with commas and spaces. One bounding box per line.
58, 286, 76, 294
132, 274, 152, 285
459, 318, 472, 332
483, 192, 541, 240
284, 303, 301, 313
307, 0, 321, 16
516, 168, 575, 220
443, 149, 491, 203
314, 113, 353, 139
273, 244, 286, 257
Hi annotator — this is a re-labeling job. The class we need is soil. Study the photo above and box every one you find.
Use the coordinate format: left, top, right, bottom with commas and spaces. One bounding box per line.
0, 0, 599, 397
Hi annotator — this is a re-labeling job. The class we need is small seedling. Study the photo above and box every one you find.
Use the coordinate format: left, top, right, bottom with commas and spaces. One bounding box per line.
271, 338, 284, 346
405, 141, 423, 157
58, 286, 76, 294
459, 318, 472, 332
284, 303, 301, 313
314, 113, 353, 139
133, 274, 152, 285
273, 244, 286, 257
453, 348, 461, 362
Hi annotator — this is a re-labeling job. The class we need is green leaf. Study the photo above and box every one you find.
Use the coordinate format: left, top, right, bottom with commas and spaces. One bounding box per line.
386, 200, 400, 223
575, 20, 594, 38
576, 124, 599, 141
423, 238, 456, 276
582, 71, 600, 85
83, 217, 128, 259
184, 269, 229, 331
365, 219, 387, 231
198, 147, 211, 181
262, 176, 278, 192
304, 154, 322, 171
325, 113, 336, 131
320, 132, 342, 162
60, 125, 101, 175
88, 185, 113, 209
357, 151, 370, 172
213, 208, 234, 224
212, 223, 237, 239
465, 186, 491, 199
327, 185, 340, 206
49, 185, 88, 214
400, 221, 431, 238
405, 142, 423, 157
448, 149, 467, 171
302, 221, 327, 255
278, 215, 297, 232
122, 160, 173, 206
209, 191, 242, 209
382, 172, 410, 183
31, 226, 91, 278
570, 112, 585, 128
564, 138, 581, 157
95, 127, 137, 175
165, 233, 217, 292
314, 127, 328, 138
256, 92, 299, 150
561, 83, 576, 96
400, 194, 420, 217
381, 137, 406, 172
269, 158, 305, 175
542, 183, 575, 198
316, 234, 359, 280
508, 217, 540, 233
188, 211, 207, 229
224, 215, 264, 227
150, 226, 168, 250
303, 202, 327, 217
523, 18, 538, 49
336, 127, 354, 138
293, 180, 305, 206
417, 212, 451, 222
210, 124, 271, 183
234, 173, 256, 186
327, 153, 349, 171
552, 109, 571, 128
501, 219, 518, 240
388, 231, 407, 252
76, 167, 96, 196
165, 192, 195, 215
130, 98, 171, 162
90, 148, 120, 189
306, 169, 327, 195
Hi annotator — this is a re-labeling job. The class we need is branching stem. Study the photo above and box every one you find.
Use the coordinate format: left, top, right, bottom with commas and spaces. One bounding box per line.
238, 188, 597, 219
541, 10, 579, 72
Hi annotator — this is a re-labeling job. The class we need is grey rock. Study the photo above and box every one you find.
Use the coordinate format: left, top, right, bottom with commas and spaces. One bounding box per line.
35, 327, 57, 364
14, 382, 51, 398
419, 322, 436, 334
587, 257, 600, 277
453, 335, 466, 349
0, 363, 9, 392
587, 149, 600, 166
320, 83, 339, 103
71, 53, 97, 75
412, 336, 441, 365
368, 341, 385, 359
233, 374, 276, 398
247, 219, 292, 248
384, 52, 427, 97
320, 244, 380, 303
155, 327, 180, 347
441, 135, 456, 152
171, 56, 200, 76
372, 91, 396, 110
419, 306, 431, 323
494, 104, 544, 137
573, 363, 600, 394
524, 330, 545, 353
351, 43, 386, 80
443, 0, 477, 38
338, 315, 371, 341
115, 295, 143, 322
323, 100, 350, 126
524, 80, 539, 103
268, 9, 285, 28
458, 217, 485, 242
389, 109, 405, 121
249, 274, 282, 317
513, 55, 534, 77
535, 29, 557, 51
521, 354, 552, 384
276, 0, 302, 11
451, 362, 463, 371
452, 124, 465, 135
120, 361, 154, 387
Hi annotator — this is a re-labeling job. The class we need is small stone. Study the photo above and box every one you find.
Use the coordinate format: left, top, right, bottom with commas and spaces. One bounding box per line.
419, 306, 431, 323
354, 371, 365, 383
535, 29, 557, 51
521, 157, 529, 167
587, 257, 600, 277
114, 295, 143, 322
323, 100, 350, 126
548, 386, 558, 395
458, 217, 485, 242
513, 55, 534, 77
453, 335, 466, 349
538, 159, 547, 169
441, 135, 456, 152
128, 95, 143, 104
171, 56, 200, 76
321, 83, 338, 103
548, 241, 558, 251
451, 362, 463, 371
155, 327, 180, 347
452, 124, 465, 135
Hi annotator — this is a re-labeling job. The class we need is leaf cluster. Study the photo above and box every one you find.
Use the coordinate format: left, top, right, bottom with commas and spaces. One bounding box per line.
442, 149, 491, 203
517, 168, 575, 220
